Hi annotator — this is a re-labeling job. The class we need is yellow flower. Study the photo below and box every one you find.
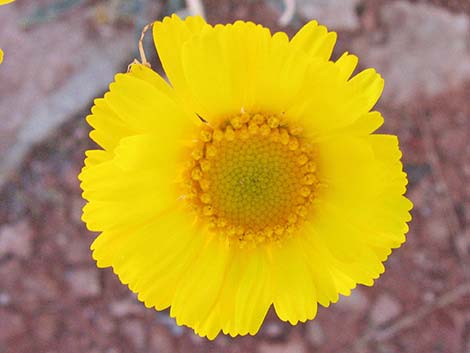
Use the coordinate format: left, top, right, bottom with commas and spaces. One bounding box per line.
79, 15, 412, 339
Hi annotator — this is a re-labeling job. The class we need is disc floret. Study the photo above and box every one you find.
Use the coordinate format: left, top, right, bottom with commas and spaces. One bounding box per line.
184, 112, 319, 248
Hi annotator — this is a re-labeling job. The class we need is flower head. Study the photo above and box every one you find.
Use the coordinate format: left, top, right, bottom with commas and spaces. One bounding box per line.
79, 15, 412, 339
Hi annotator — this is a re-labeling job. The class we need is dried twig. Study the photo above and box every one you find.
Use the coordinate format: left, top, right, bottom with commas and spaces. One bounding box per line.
138, 22, 153, 67
128, 22, 153, 71
354, 283, 470, 349
421, 120, 468, 274
421, 122, 461, 237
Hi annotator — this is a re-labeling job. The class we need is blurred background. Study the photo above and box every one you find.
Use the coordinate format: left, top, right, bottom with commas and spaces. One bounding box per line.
0, 0, 469, 352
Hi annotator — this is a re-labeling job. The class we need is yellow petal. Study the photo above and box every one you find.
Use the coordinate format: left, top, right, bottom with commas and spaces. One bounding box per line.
235, 250, 271, 335
153, 15, 209, 93
195, 248, 271, 338
270, 237, 317, 324
79, 133, 187, 232
347, 68, 384, 113
301, 230, 342, 306
87, 98, 134, 152
105, 72, 199, 133
170, 235, 231, 334
290, 20, 337, 61
310, 132, 411, 282
334, 51, 358, 81
83, 150, 111, 167
179, 21, 312, 123
127, 62, 175, 99
347, 111, 384, 135
86, 63, 198, 158
92, 206, 204, 313
288, 65, 385, 137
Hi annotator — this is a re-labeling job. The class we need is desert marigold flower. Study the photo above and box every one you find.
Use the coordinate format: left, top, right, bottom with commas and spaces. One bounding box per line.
79, 14, 412, 339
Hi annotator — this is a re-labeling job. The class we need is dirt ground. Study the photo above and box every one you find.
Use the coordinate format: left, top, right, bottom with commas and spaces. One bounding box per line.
0, 0, 469, 352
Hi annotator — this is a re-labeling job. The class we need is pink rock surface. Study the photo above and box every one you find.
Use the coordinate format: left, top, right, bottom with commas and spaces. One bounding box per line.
353, 1, 470, 105
66, 268, 101, 299
0, 220, 34, 259
369, 293, 403, 326
0, 1, 140, 187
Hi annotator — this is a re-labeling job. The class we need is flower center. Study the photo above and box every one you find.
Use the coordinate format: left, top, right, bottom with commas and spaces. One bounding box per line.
184, 112, 318, 248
